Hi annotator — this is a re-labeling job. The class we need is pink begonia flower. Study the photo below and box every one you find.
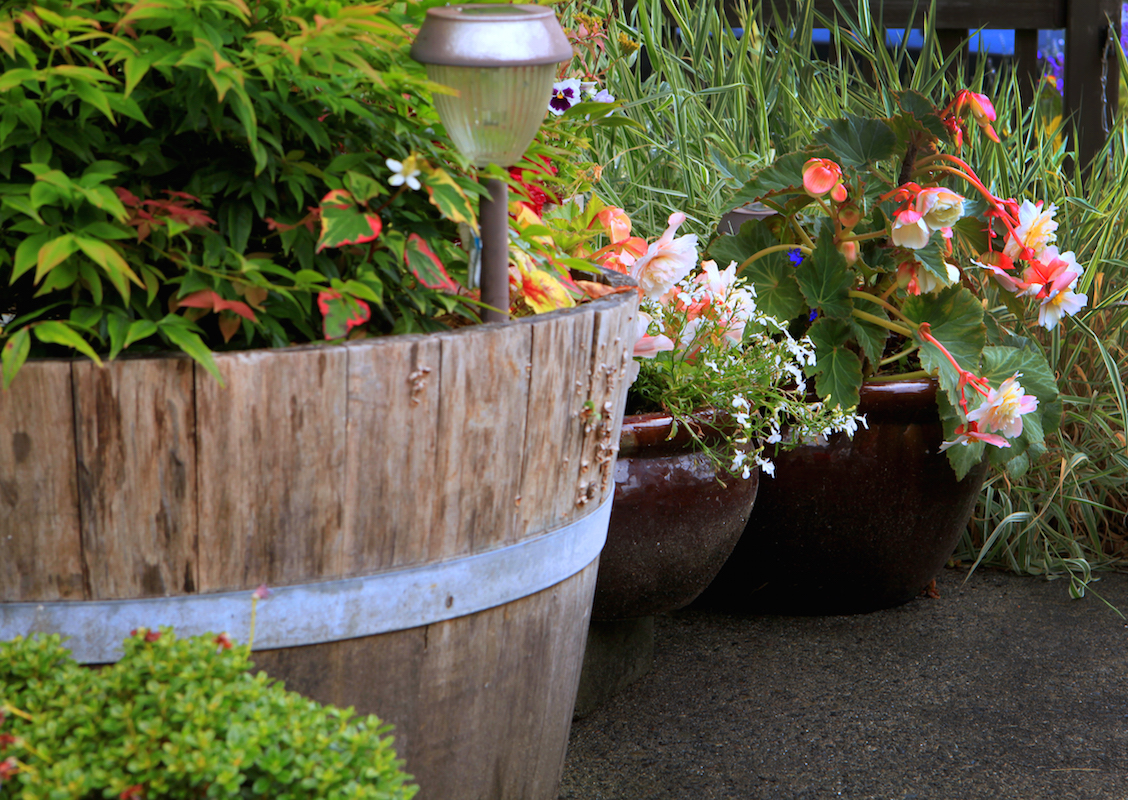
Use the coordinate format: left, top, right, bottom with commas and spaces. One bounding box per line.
596, 206, 632, 243
915, 187, 965, 230
1038, 280, 1088, 329
632, 310, 675, 358
966, 373, 1038, 439
949, 90, 1001, 143
694, 259, 739, 298
890, 208, 930, 249
629, 211, 699, 300
802, 158, 847, 201
900, 261, 960, 295
1003, 200, 1058, 260
939, 422, 1010, 452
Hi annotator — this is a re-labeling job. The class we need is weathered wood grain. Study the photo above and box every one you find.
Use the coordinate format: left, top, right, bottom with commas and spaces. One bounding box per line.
0, 362, 83, 601
433, 324, 532, 556
575, 294, 639, 513
195, 347, 349, 592
516, 309, 596, 537
343, 336, 441, 571
72, 357, 198, 600
252, 562, 596, 800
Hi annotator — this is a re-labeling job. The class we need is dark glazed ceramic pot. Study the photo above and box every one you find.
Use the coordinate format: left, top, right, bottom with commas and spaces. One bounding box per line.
698, 378, 987, 615
592, 412, 759, 620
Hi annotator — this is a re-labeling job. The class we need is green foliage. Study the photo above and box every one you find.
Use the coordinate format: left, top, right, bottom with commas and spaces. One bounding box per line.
0, 0, 482, 386
0, 629, 417, 799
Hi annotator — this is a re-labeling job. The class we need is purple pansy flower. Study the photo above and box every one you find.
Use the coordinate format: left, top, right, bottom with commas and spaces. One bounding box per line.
549, 79, 582, 116
592, 89, 615, 104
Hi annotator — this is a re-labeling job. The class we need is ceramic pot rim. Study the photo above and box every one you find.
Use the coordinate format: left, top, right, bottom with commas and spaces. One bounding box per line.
618, 409, 735, 456
856, 377, 938, 415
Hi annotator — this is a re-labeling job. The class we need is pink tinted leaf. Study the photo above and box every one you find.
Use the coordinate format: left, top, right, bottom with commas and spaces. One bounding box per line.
404, 233, 459, 292
316, 189, 383, 252
317, 290, 371, 340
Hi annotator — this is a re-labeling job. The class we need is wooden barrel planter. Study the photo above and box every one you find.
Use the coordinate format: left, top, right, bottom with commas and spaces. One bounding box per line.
0, 283, 638, 800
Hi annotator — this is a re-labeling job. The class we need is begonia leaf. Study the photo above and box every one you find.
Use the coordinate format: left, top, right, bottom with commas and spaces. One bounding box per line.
795, 227, 854, 320
805, 317, 863, 409
812, 114, 898, 168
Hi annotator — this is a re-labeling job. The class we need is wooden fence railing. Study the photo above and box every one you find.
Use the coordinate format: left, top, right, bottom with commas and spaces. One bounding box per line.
772, 0, 1123, 168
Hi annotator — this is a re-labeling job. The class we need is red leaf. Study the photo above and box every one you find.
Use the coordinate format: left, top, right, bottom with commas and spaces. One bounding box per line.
405, 233, 458, 292
317, 290, 371, 340
177, 290, 258, 322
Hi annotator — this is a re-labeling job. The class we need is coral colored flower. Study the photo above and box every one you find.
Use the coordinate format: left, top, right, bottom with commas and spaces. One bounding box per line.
890, 208, 930, 249
967, 374, 1038, 438
802, 158, 843, 197
915, 187, 965, 230
947, 90, 1001, 143
596, 206, 632, 243
629, 211, 699, 300
939, 422, 1010, 451
1004, 200, 1058, 260
548, 78, 582, 116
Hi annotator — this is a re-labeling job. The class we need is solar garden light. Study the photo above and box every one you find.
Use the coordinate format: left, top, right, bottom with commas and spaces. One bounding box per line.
411, 4, 572, 323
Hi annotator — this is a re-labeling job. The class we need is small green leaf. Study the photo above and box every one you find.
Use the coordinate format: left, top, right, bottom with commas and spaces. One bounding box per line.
159, 318, 222, 385
32, 320, 103, 365
35, 234, 79, 283
2, 327, 32, 390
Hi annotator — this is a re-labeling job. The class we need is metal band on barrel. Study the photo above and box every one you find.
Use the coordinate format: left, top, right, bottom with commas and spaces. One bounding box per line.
0, 495, 611, 664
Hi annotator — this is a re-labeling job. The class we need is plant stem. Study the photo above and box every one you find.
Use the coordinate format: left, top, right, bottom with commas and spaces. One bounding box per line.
867, 368, 930, 382
737, 243, 811, 272
839, 229, 888, 243
790, 217, 816, 250
879, 343, 919, 366
851, 308, 915, 337
848, 289, 913, 323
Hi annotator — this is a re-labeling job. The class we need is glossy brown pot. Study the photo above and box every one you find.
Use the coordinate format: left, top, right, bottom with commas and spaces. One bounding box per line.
698, 378, 987, 615
592, 412, 759, 620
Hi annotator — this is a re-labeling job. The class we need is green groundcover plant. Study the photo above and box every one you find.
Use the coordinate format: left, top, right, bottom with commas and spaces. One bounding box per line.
0, 629, 416, 799
0, 0, 490, 387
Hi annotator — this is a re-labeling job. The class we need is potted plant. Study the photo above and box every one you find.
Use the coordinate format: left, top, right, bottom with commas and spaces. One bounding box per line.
701, 88, 1082, 613
0, 629, 417, 798
0, 2, 637, 798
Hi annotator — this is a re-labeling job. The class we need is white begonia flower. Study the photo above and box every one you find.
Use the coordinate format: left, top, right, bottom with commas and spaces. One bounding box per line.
386, 157, 421, 191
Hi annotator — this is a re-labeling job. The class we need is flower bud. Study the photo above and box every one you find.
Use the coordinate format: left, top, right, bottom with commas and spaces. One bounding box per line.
838, 203, 863, 229
802, 158, 843, 198
837, 240, 858, 264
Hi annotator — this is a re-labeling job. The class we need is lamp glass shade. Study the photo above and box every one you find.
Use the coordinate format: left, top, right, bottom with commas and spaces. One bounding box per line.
425, 62, 557, 168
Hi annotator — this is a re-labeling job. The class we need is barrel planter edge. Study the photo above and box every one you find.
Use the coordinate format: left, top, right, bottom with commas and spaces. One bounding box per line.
0, 282, 639, 800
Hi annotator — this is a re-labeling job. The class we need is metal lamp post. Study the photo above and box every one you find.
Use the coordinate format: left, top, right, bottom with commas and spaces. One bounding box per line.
410, 5, 571, 323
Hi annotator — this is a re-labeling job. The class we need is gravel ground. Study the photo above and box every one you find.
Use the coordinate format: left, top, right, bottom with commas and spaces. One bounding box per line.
559, 567, 1128, 800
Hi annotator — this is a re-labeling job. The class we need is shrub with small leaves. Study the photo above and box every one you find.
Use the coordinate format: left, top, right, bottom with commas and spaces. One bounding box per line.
0, 0, 483, 388
0, 629, 417, 799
